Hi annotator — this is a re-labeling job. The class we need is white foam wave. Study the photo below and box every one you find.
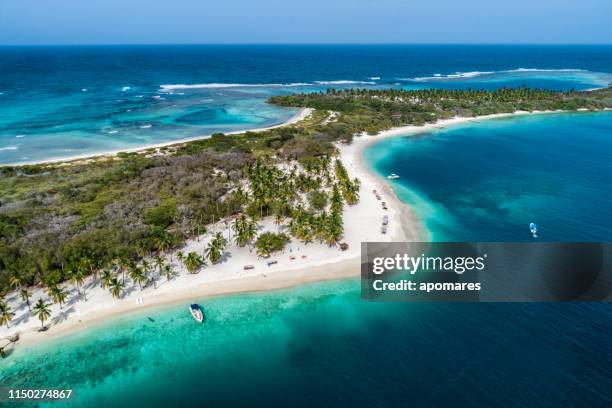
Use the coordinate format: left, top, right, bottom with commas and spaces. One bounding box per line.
408, 68, 588, 82
160, 80, 375, 91
507, 68, 585, 73
369, 77, 381, 80
411, 71, 494, 81
0, 146, 18, 151
314, 80, 376, 85
121, 86, 131, 92
140, 124, 152, 129
160, 82, 308, 91
15, 135, 25, 138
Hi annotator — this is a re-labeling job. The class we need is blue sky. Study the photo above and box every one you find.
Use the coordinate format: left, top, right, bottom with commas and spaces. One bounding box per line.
1, 0, 611, 45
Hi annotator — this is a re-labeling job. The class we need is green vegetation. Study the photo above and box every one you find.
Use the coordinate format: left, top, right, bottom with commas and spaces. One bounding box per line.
205, 232, 227, 264
270, 87, 612, 136
184, 252, 205, 274
0, 86, 611, 296
32, 298, 51, 329
232, 214, 258, 247
255, 232, 290, 257
0, 301, 14, 328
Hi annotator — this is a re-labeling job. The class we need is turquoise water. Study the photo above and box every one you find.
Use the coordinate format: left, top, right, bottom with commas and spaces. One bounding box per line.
366, 111, 612, 242
2, 279, 611, 407
2, 47, 612, 406
1, 45, 612, 164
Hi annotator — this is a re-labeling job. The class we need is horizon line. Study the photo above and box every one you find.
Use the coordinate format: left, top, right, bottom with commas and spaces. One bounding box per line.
1, 42, 612, 47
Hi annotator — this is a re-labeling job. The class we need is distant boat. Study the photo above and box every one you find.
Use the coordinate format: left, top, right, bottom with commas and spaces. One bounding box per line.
529, 223, 538, 238
189, 304, 204, 323
387, 173, 400, 179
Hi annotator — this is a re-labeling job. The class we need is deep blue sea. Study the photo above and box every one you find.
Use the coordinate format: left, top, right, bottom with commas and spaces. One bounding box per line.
1, 46, 611, 407
366, 111, 612, 242
1, 45, 611, 163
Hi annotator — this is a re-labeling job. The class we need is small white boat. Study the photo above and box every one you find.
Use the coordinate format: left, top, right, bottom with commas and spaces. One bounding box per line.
189, 304, 204, 323
387, 173, 400, 180
529, 223, 538, 238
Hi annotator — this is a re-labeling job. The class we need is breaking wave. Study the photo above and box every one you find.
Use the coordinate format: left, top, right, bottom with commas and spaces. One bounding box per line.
407, 68, 589, 82
160, 80, 376, 91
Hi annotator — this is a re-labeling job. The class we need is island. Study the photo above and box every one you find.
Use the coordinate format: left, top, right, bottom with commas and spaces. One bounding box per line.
1, 86, 611, 349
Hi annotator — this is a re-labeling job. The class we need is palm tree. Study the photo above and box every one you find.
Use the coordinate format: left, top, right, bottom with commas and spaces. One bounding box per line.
109, 278, 124, 300
155, 232, 173, 258
129, 267, 146, 290
48, 285, 67, 309
20, 288, 32, 311
111, 258, 125, 284
9, 275, 22, 291
232, 216, 245, 245
33, 298, 52, 330
274, 213, 285, 230
184, 252, 204, 274
154, 255, 165, 275
245, 218, 257, 246
69, 268, 86, 300
141, 259, 150, 278
162, 264, 175, 282
100, 269, 113, 289
233, 215, 258, 247
0, 302, 14, 328
176, 250, 185, 265
205, 232, 227, 264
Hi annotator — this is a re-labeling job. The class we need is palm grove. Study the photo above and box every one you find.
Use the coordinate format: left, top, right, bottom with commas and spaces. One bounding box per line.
0, 86, 611, 331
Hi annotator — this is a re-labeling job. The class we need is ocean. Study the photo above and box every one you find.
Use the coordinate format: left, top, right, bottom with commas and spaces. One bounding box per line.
365, 111, 612, 242
1, 45, 611, 407
1, 45, 611, 164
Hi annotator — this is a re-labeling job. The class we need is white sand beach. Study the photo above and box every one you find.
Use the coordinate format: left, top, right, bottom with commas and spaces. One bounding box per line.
0, 109, 559, 349
5, 108, 314, 167
0, 126, 418, 348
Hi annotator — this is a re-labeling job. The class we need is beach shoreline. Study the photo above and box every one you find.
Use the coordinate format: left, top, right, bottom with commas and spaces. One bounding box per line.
0, 108, 592, 351
1, 108, 415, 348
3, 108, 313, 167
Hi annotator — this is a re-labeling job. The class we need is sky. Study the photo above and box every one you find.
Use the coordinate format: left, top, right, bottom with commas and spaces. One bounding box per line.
0, 0, 611, 45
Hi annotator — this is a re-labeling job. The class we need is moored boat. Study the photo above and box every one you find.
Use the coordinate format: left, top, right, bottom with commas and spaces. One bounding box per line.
189, 304, 204, 323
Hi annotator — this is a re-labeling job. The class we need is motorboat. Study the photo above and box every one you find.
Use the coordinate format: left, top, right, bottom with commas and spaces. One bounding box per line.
387, 173, 400, 179
529, 223, 538, 238
189, 304, 204, 323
